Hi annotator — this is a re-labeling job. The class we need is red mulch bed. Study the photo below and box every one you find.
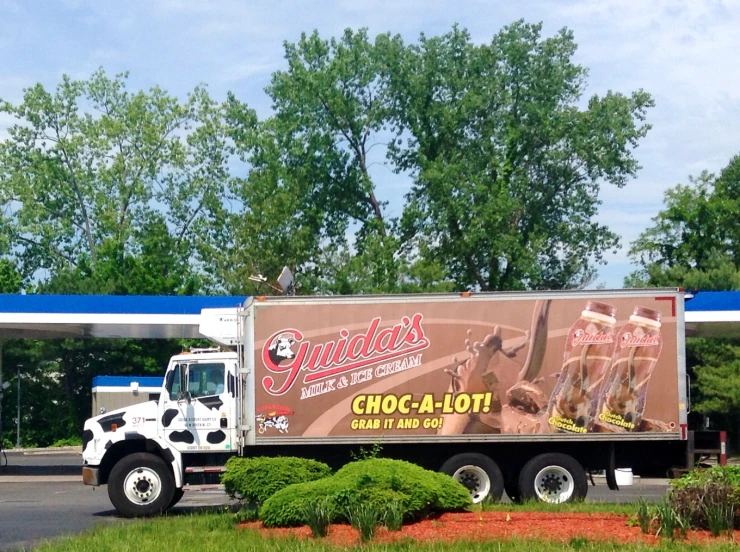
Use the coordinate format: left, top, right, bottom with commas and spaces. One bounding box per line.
239, 512, 740, 547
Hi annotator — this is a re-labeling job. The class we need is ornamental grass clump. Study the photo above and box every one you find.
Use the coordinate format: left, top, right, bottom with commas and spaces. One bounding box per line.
635, 498, 652, 534
383, 499, 404, 532
654, 499, 685, 540
703, 499, 735, 538
301, 497, 332, 538
347, 502, 381, 543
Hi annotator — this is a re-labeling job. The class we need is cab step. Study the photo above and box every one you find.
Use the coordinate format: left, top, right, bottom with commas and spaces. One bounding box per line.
184, 466, 227, 474
182, 484, 225, 492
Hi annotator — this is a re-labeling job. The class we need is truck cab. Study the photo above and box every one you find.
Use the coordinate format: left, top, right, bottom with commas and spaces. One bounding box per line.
81, 348, 239, 517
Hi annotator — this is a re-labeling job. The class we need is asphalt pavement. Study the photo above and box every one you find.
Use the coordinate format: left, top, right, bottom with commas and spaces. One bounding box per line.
0, 450, 669, 552
0, 450, 239, 551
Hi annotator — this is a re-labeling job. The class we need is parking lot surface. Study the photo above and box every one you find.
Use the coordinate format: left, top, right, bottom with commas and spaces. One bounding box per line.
0, 451, 668, 551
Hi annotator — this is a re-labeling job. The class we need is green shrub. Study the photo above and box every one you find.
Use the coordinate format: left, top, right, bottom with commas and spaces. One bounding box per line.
671, 465, 740, 490
668, 466, 740, 531
51, 436, 83, 447
349, 442, 383, 461
221, 456, 332, 506
260, 458, 472, 528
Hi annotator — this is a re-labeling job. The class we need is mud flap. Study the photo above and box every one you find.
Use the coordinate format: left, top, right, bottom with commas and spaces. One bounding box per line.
606, 442, 619, 491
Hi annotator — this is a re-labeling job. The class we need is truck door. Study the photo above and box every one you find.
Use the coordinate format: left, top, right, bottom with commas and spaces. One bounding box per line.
159, 360, 236, 453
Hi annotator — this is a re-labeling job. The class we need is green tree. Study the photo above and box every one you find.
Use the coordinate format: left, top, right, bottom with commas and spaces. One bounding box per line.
0, 337, 183, 448
217, 23, 652, 294
386, 22, 653, 291
0, 69, 226, 292
628, 155, 740, 446
0, 70, 227, 444
216, 31, 445, 295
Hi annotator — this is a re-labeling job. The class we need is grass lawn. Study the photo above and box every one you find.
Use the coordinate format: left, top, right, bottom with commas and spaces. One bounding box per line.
32, 512, 738, 552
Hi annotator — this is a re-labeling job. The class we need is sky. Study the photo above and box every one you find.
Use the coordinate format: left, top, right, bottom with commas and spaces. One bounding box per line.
1, 0, 739, 289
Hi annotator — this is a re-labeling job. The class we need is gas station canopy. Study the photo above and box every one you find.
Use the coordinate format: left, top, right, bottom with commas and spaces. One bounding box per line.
0, 291, 737, 340
0, 295, 247, 339
685, 291, 740, 339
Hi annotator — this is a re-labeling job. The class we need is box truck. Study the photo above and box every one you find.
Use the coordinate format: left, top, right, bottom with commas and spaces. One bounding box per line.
81, 289, 690, 516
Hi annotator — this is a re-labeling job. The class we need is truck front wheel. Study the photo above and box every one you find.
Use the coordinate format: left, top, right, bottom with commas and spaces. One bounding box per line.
440, 453, 504, 504
108, 452, 176, 518
518, 453, 587, 504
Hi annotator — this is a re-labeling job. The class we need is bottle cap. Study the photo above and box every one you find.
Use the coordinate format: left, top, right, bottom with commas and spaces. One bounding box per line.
632, 306, 661, 322
585, 301, 617, 318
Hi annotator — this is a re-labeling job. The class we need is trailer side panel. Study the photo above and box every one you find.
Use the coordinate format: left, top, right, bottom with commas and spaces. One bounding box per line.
250, 291, 683, 444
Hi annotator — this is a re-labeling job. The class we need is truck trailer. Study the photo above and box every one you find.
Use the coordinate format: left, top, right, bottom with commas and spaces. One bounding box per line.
81, 289, 690, 516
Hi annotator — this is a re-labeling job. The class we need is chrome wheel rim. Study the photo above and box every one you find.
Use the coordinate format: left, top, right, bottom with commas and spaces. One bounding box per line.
123, 467, 162, 506
534, 465, 574, 503
453, 465, 490, 503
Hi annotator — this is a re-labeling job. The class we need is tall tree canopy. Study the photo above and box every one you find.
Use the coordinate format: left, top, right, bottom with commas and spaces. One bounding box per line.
0, 69, 227, 294
387, 22, 653, 290
0, 21, 656, 444
212, 21, 654, 295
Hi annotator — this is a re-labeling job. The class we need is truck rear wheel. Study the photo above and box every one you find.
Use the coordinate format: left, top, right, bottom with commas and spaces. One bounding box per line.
440, 453, 504, 504
518, 453, 587, 504
108, 452, 175, 518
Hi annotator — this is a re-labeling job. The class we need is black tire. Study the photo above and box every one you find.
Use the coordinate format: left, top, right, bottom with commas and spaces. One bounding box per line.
518, 453, 588, 504
440, 453, 504, 504
108, 452, 176, 518
168, 488, 185, 509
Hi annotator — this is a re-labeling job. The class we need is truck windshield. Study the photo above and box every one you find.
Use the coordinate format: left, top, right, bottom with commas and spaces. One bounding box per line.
166, 362, 225, 400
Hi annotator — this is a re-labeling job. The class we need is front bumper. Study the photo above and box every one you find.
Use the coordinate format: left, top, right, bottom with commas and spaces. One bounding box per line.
82, 466, 100, 486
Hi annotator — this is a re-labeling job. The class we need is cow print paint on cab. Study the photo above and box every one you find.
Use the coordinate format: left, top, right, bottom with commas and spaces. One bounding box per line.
162, 408, 179, 428
82, 429, 94, 451
206, 430, 226, 444
98, 412, 127, 432
168, 430, 195, 444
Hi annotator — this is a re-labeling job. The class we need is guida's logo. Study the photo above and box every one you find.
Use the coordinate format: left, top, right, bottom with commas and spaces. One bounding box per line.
261, 314, 430, 396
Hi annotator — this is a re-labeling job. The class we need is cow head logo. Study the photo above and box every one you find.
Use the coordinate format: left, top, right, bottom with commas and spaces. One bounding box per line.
267, 333, 297, 365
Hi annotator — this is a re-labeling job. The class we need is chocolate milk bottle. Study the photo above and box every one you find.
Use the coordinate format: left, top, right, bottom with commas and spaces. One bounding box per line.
547, 301, 617, 434
598, 306, 663, 432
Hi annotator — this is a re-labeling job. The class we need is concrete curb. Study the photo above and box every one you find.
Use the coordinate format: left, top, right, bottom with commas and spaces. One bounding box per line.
5, 446, 83, 455
591, 475, 670, 486
0, 475, 80, 483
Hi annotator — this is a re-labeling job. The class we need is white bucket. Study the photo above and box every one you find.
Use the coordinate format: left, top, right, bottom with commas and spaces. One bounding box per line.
615, 468, 634, 486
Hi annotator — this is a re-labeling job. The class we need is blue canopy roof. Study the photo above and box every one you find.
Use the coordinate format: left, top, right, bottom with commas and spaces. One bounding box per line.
92, 375, 164, 388
1, 290, 739, 340
684, 291, 740, 338
685, 291, 740, 312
